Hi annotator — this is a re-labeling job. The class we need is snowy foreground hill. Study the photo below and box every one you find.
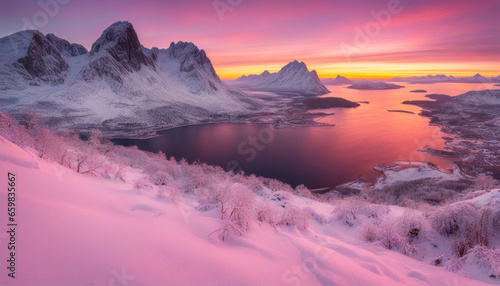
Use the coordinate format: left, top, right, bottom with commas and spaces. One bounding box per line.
0, 21, 258, 136
1, 119, 499, 285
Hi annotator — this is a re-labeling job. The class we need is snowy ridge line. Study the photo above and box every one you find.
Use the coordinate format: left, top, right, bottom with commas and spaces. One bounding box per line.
0, 21, 260, 134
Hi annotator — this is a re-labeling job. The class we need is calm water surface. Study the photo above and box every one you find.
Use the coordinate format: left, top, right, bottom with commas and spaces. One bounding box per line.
114, 83, 497, 189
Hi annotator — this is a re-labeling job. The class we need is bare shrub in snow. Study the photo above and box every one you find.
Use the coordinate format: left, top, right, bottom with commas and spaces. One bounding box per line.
211, 183, 255, 241
294, 184, 314, 199
430, 203, 478, 237
265, 178, 293, 193
397, 210, 425, 244
369, 178, 474, 206
334, 198, 362, 227
361, 222, 378, 242
134, 178, 153, 191
0, 112, 33, 147
334, 198, 389, 227
151, 171, 173, 186
447, 245, 500, 278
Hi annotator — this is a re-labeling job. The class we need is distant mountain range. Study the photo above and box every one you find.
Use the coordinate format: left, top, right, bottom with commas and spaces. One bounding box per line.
235, 60, 330, 95
0, 21, 258, 135
392, 74, 500, 83
322, 75, 404, 90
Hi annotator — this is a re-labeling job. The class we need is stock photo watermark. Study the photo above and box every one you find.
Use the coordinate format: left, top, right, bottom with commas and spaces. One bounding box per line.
6, 172, 18, 279
213, 0, 244, 21
108, 267, 135, 286
226, 126, 275, 173
21, 0, 72, 31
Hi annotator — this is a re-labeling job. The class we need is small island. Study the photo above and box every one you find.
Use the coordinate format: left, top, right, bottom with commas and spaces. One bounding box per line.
387, 110, 415, 114
410, 89, 427, 93
303, 97, 360, 109
347, 80, 404, 90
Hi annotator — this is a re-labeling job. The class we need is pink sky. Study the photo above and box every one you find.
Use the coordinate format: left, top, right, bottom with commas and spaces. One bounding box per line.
2, 0, 499, 79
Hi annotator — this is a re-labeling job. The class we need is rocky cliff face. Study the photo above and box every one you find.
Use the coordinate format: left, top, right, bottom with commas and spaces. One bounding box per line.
80, 21, 155, 83
46, 33, 88, 57
5, 30, 69, 84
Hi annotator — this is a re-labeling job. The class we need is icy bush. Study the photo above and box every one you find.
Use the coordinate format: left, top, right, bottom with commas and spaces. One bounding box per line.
430, 203, 478, 237
334, 198, 389, 227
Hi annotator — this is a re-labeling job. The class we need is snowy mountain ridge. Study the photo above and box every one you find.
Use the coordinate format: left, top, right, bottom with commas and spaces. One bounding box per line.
0, 21, 257, 136
235, 60, 330, 95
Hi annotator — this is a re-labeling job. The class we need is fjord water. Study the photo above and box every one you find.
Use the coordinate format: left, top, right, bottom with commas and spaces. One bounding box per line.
114, 83, 497, 189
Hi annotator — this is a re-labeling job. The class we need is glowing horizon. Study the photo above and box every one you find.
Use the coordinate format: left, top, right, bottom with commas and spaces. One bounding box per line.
2, 0, 499, 80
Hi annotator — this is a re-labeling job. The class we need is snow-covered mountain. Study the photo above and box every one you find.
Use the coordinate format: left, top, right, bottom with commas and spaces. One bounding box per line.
235, 60, 330, 95
0, 30, 70, 87
146, 41, 229, 95
347, 80, 404, 90
321, 75, 352, 85
0, 21, 257, 136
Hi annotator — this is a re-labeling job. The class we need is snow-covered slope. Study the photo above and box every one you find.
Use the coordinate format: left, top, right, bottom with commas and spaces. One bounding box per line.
235, 60, 330, 95
322, 75, 352, 85
454, 89, 500, 106
0, 135, 494, 286
347, 80, 404, 90
146, 41, 230, 95
0, 22, 257, 136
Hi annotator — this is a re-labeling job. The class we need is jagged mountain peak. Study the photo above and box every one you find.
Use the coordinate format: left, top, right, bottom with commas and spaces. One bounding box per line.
90, 21, 135, 53
46, 33, 88, 57
0, 29, 69, 85
89, 21, 154, 69
81, 21, 155, 82
282, 60, 307, 72
261, 70, 271, 77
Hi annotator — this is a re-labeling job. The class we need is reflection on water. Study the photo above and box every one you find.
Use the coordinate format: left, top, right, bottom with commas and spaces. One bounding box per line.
113, 83, 497, 189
